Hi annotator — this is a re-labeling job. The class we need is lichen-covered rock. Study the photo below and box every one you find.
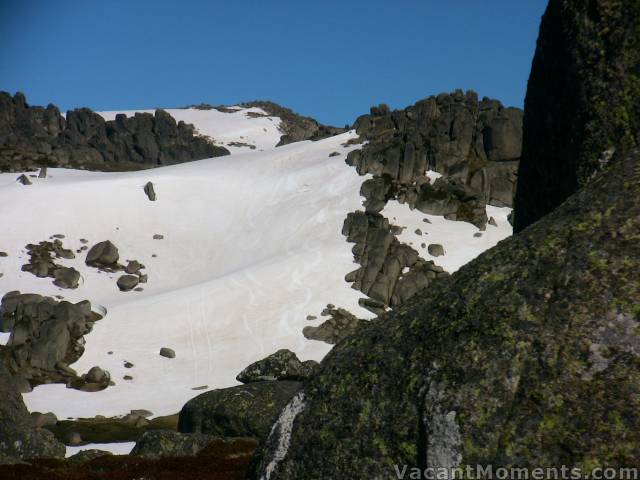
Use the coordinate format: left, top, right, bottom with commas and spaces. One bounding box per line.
249, 145, 640, 478
0, 360, 65, 462
178, 381, 302, 441
131, 430, 217, 459
237, 349, 318, 383
514, 0, 640, 231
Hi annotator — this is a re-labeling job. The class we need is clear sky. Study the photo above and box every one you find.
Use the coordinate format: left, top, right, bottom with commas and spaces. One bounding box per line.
0, 1, 547, 126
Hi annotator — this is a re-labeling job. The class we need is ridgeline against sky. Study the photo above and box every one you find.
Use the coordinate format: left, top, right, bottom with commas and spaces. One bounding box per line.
0, 0, 545, 126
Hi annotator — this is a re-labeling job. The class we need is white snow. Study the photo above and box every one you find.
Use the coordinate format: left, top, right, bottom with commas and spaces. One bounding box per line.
0, 108, 512, 421
382, 195, 512, 273
65, 442, 135, 457
98, 107, 283, 153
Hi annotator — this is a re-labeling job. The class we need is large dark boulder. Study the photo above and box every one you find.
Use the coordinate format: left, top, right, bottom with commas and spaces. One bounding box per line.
0, 360, 65, 462
178, 381, 301, 441
513, 0, 640, 232
250, 147, 640, 480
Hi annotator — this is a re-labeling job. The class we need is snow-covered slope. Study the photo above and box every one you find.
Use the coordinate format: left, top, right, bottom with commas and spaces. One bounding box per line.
0, 107, 512, 421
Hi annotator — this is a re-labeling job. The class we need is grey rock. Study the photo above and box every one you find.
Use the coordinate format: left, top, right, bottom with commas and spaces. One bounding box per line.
125, 260, 142, 274
428, 244, 445, 257
86, 240, 119, 267
30, 412, 57, 429
52, 267, 80, 289
83, 366, 110, 384
160, 347, 176, 358
117, 274, 139, 291
67, 449, 113, 463
236, 349, 318, 383
17, 174, 31, 185
143, 181, 156, 201
153, 234, 164, 240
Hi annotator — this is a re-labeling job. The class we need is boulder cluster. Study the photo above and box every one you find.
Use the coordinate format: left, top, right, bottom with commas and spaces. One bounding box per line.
302, 305, 369, 345
0, 92, 229, 172
85, 240, 148, 291
21, 239, 80, 289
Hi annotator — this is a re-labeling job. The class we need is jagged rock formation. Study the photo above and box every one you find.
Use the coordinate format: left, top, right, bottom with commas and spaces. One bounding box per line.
342, 211, 448, 310
236, 350, 318, 383
0, 92, 229, 172
0, 359, 65, 462
249, 2, 640, 477
0, 292, 104, 390
241, 101, 348, 146
349, 90, 522, 213
302, 306, 368, 345
514, 0, 640, 231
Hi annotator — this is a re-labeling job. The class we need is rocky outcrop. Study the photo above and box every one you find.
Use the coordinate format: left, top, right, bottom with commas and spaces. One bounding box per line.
0, 292, 104, 389
0, 360, 65, 462
342, 211, 448, 310
0, 92, 229, 172
21, 239, 79, 289
236, 349, 318, 383
178, 381, 302, 442
513, 0, 640, 231
302, 306, 368, 345
240, 101, 348, 146
349, 91, 522, 212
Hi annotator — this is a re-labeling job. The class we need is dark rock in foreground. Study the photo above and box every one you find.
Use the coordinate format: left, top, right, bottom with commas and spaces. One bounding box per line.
236, 349, 318, 383
0, 360, 65, 462
513, 0, 640, 231
132, 430, 219, 459
178, 381, 302, 441
250, 147, 640, 478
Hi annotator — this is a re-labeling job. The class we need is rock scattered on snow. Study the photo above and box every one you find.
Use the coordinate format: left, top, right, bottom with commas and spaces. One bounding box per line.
153, 234, 164, 240
160, 347, 176, 358
428, 243, 445, 257
17, 174, 32, 185
143, 181, 156, 201
117, 275, 139, 292
85, 240, 119, 268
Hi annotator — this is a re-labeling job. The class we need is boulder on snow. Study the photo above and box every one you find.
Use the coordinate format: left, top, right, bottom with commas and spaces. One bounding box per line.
427, 243, 445, 257
85, 240, 119, 267
236, 349, 318, 383
143, 181, 156, 201
116, 275, 139, 291
159, 347, 176, 358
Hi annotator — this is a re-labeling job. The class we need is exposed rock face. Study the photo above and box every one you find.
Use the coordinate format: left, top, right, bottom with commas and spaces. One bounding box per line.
342, 211, 448, 310
250, 147, 640, 479
349, 91, 522, 211
0, 360, 65, 462
0, 92, 229, 172
241, 101, 348, 146
513, 0, 640, 231
0, 292, 102, 388
178, 381, 302, 441
236, 349, 318, 383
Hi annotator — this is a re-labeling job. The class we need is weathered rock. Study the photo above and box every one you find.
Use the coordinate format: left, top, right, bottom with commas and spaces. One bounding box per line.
143, 181, 156, 201
116, 274, 139, 292
159, 347, 175, 359
52, 267, 80, 289
30, 412, 57, 429
236, 349, 318, 383
302, 307, 368, 345
131, 430, 217, 459
85, 240, 119, 267
513, 0, 640, 231
125, 260, 142, 274
0, 360, 65, 461
17, 174, 31, 185
178, 381, 302, 441
83, 366, 110, 384
67, 449, 112, 463
0, 292, 100, 387
427, 243, 445, 257
0, 93, 230, 173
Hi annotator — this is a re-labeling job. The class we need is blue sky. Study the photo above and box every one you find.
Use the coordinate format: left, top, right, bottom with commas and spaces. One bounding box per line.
0, 1, 546, 126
